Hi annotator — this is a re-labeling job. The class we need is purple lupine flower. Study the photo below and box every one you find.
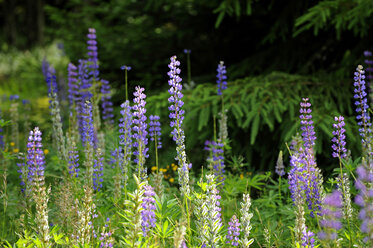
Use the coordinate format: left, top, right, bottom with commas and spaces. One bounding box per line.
354, 65, 372, 146
132, 86, 149, 177
42, 57, 50, 81
204, 140, 225, 185
355, 164, 373, 241
99, 217, 113, 248
302, 227, 315, 247
149, 115, 162, 149
288, 150, 306, 203
226, 215, 240, 246
93, 149, 104, 191
318, 190, 343, 241
9, 95, 19, 101
68, 144, 80, 178
87, 28, 99, 80
119, 100, 132, 170
82, 101, 95, 147
22, 99, 30, 105
45, 65, 58, 95
299, 98, 316, 149
299, 98, 322, 217
168, 55, 190, 196
120, 65, 132, 71
17, 155, 26, 192
27, 127, 45, 185
364, 51, 373, 83
183, 49, 191, 54
216, 61, 227, 95
101, 79, 114, 124
141, 185, 156, 237
331, 116, 347, 159
67, 63, 79, 107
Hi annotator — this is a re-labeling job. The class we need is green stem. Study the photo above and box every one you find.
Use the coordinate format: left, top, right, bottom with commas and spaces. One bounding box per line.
187, 53, 191, 84
278, 176, 282, 202
125, 69, 128, 101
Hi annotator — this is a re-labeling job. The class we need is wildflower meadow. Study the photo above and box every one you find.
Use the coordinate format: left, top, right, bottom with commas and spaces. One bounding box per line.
2, 1, 373, 247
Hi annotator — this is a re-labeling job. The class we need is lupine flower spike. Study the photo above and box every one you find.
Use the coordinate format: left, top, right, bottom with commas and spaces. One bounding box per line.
132, 86, 149, 178
27, 127, 50, 246
141, 185, 156, 237
149, 115, 162, 172
216, 61, 227, 96
354, 65, 372, 153
299, 98, 323, 217
168, 55, 190, 196
226, 215, 240, 246
87, 28, 99, 80
355, 163, 373, 243
318, 190, 343, 246
119, 100, 132, 195
101, 79, 114, 125
240, 194, 254, 247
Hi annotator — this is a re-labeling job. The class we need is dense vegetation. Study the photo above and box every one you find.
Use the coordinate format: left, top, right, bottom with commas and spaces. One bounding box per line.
1, 1, 373, 247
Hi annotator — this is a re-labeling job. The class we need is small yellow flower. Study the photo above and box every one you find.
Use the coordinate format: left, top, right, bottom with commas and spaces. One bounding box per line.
166, 165, 170, 169
13, 148, 19, 153
44, 149, 49, 155
151, 166, 157, 171
10, 142, 15, 147
240, 174, 244, 179
172, 166, 177, 171
169, 178, 174, 183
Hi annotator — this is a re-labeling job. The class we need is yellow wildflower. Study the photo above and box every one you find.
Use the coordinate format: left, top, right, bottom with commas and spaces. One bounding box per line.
44, 149, 49, 155
240, 174, 244, 179
169, 178, 174, 183
172, 166, 178, 171
13, 148, 19, 153
151, 166, 157, 171
10, 142, 15, 147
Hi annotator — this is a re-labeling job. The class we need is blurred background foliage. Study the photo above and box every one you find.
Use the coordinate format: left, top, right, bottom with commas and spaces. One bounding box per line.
1, 0, 373, 174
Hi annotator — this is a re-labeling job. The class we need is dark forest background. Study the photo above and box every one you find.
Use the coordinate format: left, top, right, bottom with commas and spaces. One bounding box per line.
1, 0, 373, 174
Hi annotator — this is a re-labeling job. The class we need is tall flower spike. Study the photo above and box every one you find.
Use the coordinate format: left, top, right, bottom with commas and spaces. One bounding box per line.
318, 190, 343, 242
240, 194, 254, 247
355, 163, 373, 243
87, 28, 99, 80
216, 61, 227, 96
101, 79, 114, 124
132, 86, 149, 178
149, 115, 162, 149
354, 65, 372, 148
119, 100, 132, 191
141, 184, 156, 237
93, 148, 104, 191
226, 215, 240, 246
168, 55, 190, 196
299, 98, 323, 217
299, 98, 316, 149
67, 63, 78, 108
331, 116, 347, 159
67, 142, 80, 178
205, 140, 225, 185
27, 127, 50, 246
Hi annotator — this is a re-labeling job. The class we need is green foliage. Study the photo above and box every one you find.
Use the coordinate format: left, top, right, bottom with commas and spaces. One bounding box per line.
147, 72, 359, 172
294, 0, 373, 38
